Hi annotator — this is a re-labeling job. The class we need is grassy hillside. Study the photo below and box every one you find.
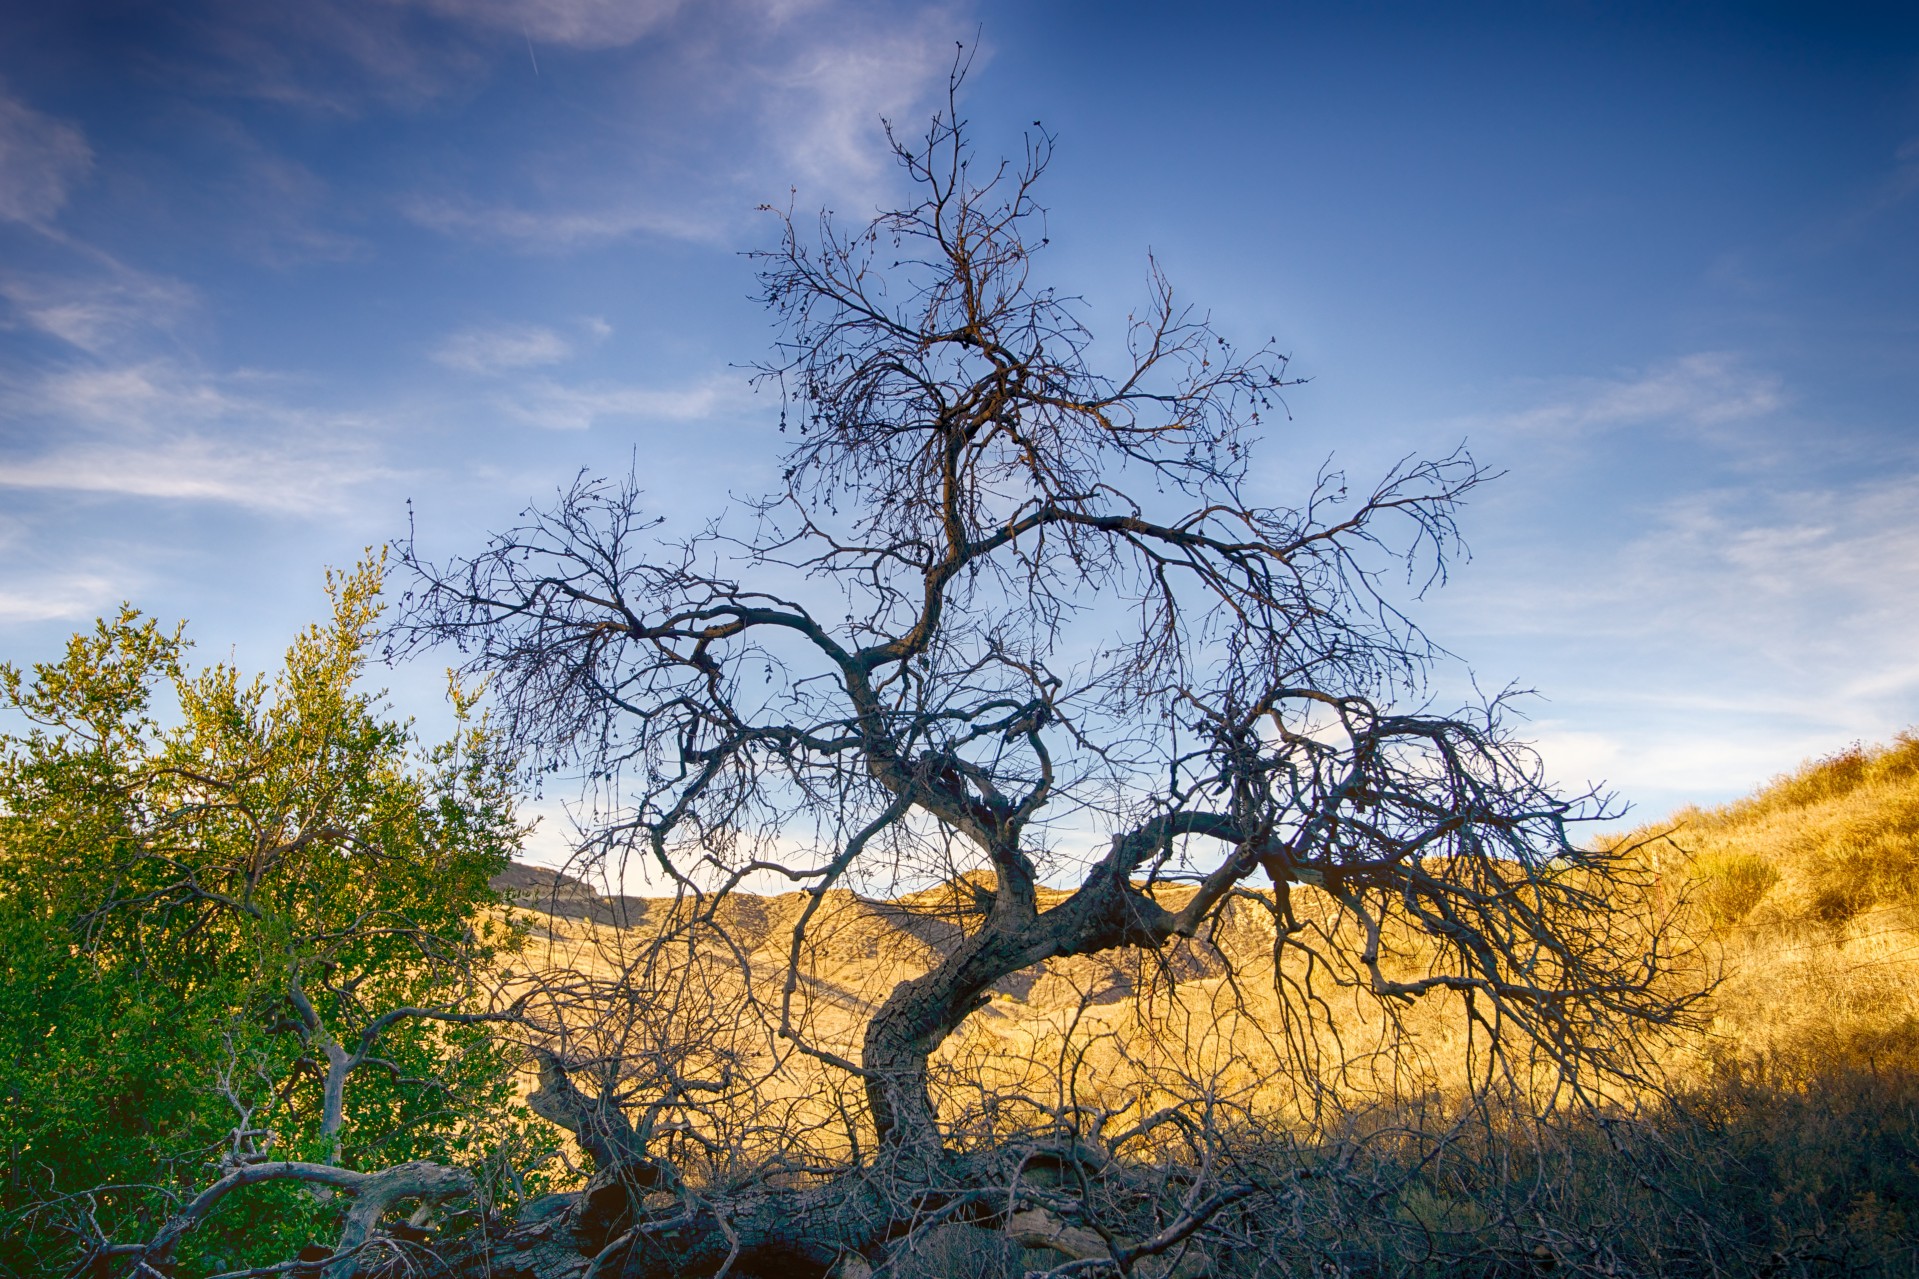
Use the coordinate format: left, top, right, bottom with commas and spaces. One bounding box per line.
1652, 734, 1919, 1080
1578, 736, 1919, 1275
489, 739, 1919, 1276
1674, 732, 1919, 930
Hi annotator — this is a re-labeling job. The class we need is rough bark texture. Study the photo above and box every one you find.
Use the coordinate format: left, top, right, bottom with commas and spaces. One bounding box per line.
432, 1151, 1214, 1279
138, 1160, 475, 1279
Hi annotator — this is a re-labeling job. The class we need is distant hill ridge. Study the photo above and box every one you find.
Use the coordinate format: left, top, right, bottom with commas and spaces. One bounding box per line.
489, 862, 654, 928
487, 862, 1239, 1018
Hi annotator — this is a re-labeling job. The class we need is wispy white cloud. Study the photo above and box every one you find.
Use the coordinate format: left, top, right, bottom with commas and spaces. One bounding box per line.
211, 131, 369, 266
401, 195, 722, 250
409, 0, 685, 49
0, 437, 374, 512
0, 90, 208, 358
1430, 347, 1915, 812
1444, 473, 1919, 813
0, 270, 197, 353
173, 1, 488, 115
0, 89, 92, 226
1828, 134, 1919, 239
495, 376, 738, 430
756, 13, 960, 198
1461, 476, 1919, 658
1524, 719, 1848, 819
1493, 352, 1785, 437
0, 514, 139, 627
0, 362, 395, 513
400, 2, 972, 250
1621, 480, 1919, 672
165, 0, 722, 118
0, 573, 121, 624
432, 322, 579, 373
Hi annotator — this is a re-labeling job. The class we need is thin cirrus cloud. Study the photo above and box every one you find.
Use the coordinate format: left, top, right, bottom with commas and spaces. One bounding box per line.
755, 15, 968, 194
1829, 134, 1919, 240
0, 90, 92, 226
0, 438, 372, 512
431, 323, 578, 373
399, 5, 973, 251
401, 196, 725, 251
169, 0, 489, 114
0, 82, 384, 519
1419, 345, 1915, 812
197, 123, 369, 267
1526, 724, 1823, 814
495, 376, 740, 431
406, 0, 687, 49
166, 0, 685, 116
1459, 476, 1919, 808
1492, 352, 1786, 437
1611, 479, 1919, 668
0, 89, 201, 355
0, 574, 120, 624
0, 362, 394, 514
1444, 465, 1919, 675
0, 513, 120, 625
0, 269, 197, 354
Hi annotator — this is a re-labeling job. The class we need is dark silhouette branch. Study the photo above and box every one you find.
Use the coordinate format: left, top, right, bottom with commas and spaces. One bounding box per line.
389, 59, 1702, 1279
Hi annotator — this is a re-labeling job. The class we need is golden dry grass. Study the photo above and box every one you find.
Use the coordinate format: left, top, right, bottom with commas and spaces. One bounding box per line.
488, 740, 1919, 1273
1627, 733, 1919, 1082
497, 736, 1919, 1127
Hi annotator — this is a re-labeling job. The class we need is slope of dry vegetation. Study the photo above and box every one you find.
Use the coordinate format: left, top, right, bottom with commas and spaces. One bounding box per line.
496, 872, 1529, 1155
484, 739, 1919, 1277
1664, 734, 1919, 1074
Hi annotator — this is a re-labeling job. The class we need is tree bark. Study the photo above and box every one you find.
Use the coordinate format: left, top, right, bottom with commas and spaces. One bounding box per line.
861, 837, 1211, 1156
140, 1160, 474, 1278
593, 1170, 896, 1279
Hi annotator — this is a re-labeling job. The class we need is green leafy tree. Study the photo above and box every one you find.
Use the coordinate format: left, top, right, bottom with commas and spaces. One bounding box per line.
0, 560, 528, 1278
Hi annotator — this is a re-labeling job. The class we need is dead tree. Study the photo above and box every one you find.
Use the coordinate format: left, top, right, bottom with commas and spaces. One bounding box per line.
398, 74, 1699, 1279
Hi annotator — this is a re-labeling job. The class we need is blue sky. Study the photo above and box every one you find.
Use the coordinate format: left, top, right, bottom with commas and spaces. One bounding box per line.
2, 0, 1916, 830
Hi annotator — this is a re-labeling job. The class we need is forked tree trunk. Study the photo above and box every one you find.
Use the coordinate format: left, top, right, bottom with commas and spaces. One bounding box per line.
861, 851, 1194, 1159
862, 929, 1019, 1158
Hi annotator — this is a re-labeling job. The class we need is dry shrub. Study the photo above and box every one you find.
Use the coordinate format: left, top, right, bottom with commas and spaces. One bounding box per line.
1693, 851, 1781, 927
1175, 1029, 1919, 1278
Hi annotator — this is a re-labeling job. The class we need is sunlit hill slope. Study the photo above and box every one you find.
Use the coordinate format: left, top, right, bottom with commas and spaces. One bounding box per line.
489, 736, 1919, 1275
1640, 733, 1919, 1077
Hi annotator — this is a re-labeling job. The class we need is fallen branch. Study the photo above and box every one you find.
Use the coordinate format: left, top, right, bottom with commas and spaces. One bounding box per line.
136, 1159, 474, 1279
1008, 1203, 1221, 1279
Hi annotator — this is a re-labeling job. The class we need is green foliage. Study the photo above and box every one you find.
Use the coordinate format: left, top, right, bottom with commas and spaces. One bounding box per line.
0, 560, 530, 1277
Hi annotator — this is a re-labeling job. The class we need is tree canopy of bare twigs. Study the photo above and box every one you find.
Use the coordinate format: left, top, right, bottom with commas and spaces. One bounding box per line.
395, 72, 1701, 1279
